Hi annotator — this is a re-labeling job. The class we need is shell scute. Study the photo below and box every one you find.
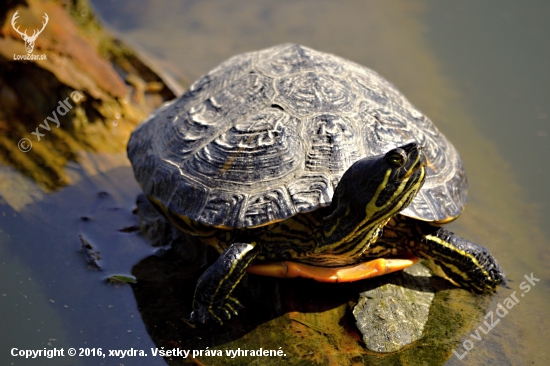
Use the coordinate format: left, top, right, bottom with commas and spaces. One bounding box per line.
166, 179, 209, 223
197, 190, 247, 228
304, 114, 362, 178
287, 173, 334, 212
243, 188, 296, 228
257, 43, 346, 76
275, 72, 355, 116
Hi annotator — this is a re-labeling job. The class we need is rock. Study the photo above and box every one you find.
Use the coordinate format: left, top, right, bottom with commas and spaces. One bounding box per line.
0, 0, 181, 192
353, 262, 435, 352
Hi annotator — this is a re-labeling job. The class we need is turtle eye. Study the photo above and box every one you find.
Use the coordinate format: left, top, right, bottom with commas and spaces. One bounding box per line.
385, 148, 407, 168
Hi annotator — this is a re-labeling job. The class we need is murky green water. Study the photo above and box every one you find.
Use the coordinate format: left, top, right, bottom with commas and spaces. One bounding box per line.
1, 0, 548, 364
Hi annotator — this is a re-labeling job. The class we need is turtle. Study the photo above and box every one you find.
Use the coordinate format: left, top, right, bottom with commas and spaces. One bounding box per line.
127, 44, 505, 325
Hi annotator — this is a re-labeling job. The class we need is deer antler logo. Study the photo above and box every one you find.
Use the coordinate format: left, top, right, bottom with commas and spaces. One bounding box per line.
11, 10, 49, 54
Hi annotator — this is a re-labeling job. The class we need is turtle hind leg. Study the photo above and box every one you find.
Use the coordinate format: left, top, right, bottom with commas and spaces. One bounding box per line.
190, 242, 259, 325
411, 223, 506, 292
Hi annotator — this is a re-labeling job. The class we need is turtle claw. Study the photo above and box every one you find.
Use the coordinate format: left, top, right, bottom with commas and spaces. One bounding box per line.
190, 296, 244, 325
225, 296, 243, 315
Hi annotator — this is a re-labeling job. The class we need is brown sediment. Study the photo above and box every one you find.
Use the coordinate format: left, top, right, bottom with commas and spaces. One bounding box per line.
0, 0, 179, 192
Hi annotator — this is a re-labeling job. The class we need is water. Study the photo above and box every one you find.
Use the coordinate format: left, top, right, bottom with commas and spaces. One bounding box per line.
422, 1, 550, 362
423, 0, 550, 227
1, 0, 549, 364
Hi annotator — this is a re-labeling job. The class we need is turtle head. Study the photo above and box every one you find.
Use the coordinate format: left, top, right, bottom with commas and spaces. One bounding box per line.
359, 142, 426, 215
325, 143, 426, 241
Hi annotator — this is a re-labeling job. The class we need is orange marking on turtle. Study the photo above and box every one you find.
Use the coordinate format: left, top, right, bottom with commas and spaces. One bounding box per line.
247, 258, 418, 283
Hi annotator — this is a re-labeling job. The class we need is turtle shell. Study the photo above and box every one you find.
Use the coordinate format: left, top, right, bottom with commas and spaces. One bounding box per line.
127, 44, 467, 229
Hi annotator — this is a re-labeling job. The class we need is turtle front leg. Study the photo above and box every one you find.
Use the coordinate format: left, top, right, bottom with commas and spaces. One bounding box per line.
190, 242, 259, 325
381, 216, 505, 292
409, 222, 506, 292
